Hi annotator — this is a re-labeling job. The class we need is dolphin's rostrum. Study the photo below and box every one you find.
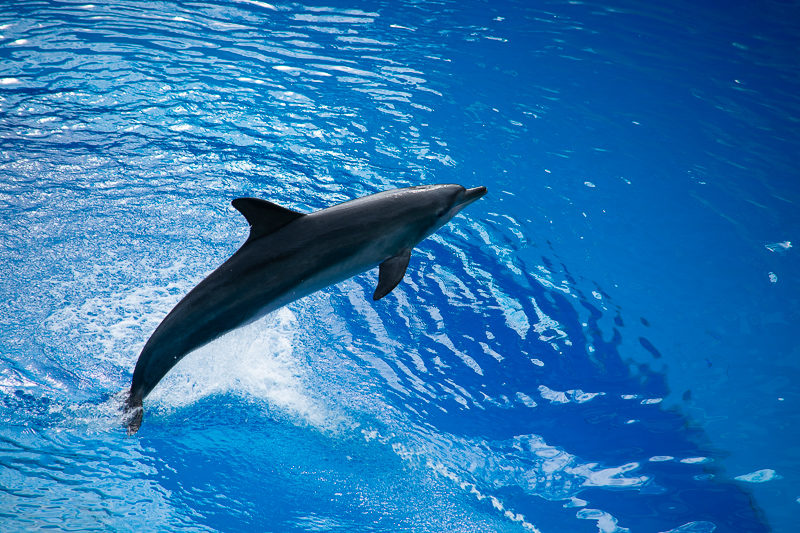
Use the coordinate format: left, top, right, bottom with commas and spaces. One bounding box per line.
124, 184, 487, 434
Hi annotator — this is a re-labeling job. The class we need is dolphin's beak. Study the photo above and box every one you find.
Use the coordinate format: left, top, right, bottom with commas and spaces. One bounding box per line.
460, 186, 488, 206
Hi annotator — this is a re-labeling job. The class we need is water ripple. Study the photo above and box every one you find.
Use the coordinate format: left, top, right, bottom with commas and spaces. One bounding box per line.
0, 0, 784, 531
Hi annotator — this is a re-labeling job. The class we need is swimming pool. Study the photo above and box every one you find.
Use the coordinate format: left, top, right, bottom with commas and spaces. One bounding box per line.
1, 0, 797, 531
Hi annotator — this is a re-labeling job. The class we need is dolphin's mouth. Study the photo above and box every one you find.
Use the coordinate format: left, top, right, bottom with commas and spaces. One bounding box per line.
461, 186, 488, 206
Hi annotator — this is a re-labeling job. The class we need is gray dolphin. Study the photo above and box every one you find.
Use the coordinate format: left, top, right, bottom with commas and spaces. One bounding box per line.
123, 184, 487, 434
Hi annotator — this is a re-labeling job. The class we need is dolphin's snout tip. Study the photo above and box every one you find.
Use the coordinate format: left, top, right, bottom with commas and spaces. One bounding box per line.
463, 186, 488, 203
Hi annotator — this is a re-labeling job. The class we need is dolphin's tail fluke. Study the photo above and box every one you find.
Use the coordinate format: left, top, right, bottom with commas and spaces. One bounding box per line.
123, 390, 143, 436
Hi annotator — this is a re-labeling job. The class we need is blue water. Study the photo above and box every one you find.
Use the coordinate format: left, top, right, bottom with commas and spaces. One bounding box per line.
1, 0, 798, 531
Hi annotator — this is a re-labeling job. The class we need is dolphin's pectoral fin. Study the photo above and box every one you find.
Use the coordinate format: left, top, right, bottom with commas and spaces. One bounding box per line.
232, 197, 306, 243
373, 249, 411, 301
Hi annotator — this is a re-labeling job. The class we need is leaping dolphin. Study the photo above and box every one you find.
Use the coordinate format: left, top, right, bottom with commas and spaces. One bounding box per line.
123, 184, 487, 434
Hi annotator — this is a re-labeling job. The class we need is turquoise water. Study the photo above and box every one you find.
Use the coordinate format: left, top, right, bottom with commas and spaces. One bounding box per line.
1, 0, 798, 531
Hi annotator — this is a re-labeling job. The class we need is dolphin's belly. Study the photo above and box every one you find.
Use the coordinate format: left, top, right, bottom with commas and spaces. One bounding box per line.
250, 244, 382, 317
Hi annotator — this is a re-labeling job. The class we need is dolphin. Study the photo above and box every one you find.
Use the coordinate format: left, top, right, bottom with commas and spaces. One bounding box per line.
123, 184, 487, 434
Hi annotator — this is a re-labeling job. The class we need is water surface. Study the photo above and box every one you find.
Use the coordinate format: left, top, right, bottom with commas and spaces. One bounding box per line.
1, 1, 798, 531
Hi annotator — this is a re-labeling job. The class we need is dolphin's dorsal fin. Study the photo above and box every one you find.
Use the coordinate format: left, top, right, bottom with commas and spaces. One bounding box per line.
373, 249, 411, 301
232, 197, 305, 242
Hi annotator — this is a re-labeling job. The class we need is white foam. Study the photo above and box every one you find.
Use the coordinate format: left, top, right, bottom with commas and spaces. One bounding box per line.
539, 384, 569, 404
765, 241, 791, 252
641, 397, 663, 405
661, 521, 717, 533
234, 0, 278, 10
569, 461, 648, 488
148, 308, 335, 429
576, 508, 628, 533
44, 278, 188, 376
430, 332, 483, 375
539, 385, 604, 404
564, 497, 587, 508
515, 391, 538, 408
734, 468, 780, 483
42, 260, 334, 431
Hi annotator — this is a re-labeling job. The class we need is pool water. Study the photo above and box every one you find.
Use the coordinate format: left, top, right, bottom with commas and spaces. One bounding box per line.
1, 1, 798, 531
